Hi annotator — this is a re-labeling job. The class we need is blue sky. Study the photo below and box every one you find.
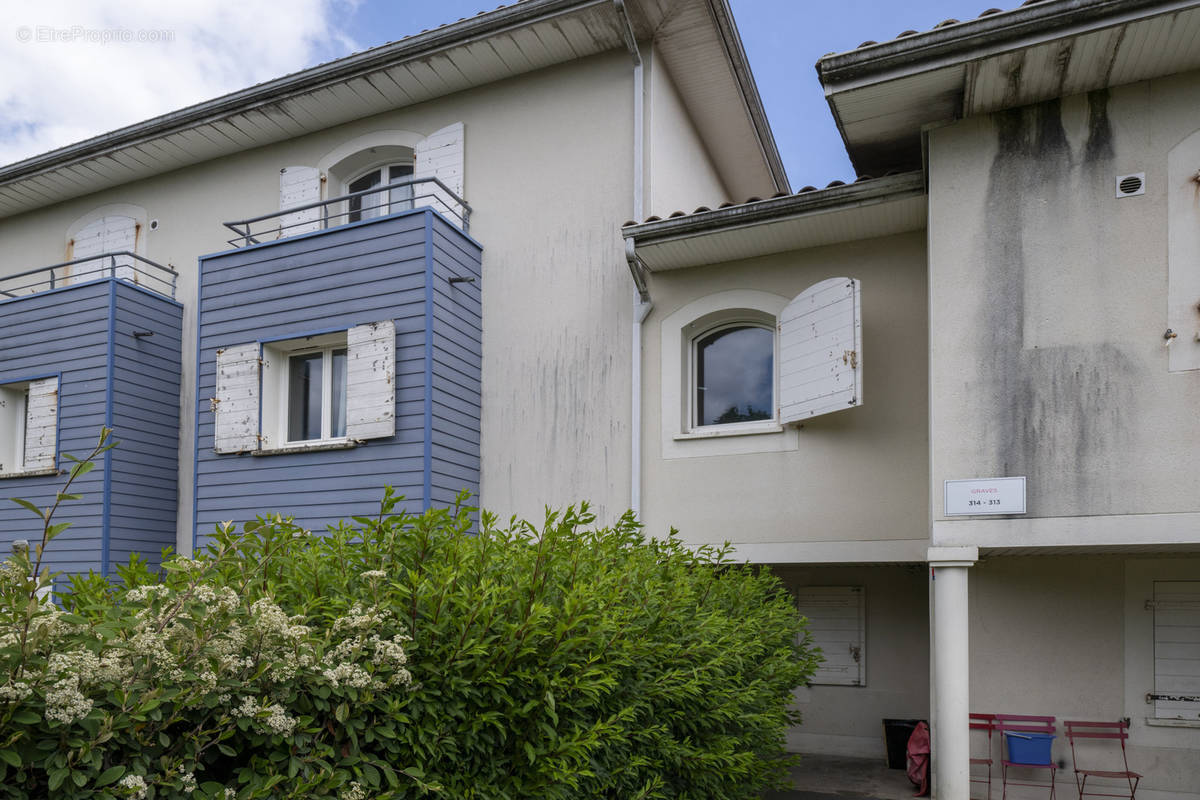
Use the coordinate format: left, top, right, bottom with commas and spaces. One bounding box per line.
1, 0, 981, 183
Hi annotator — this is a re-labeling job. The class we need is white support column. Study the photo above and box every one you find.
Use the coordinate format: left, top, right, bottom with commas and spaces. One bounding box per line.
928, 546, 978, 800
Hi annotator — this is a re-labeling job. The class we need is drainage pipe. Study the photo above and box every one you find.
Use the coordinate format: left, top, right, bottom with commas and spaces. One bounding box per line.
613, 0, 653, 518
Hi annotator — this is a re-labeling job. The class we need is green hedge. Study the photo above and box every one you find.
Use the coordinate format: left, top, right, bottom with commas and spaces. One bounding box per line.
1, 441, 817, 799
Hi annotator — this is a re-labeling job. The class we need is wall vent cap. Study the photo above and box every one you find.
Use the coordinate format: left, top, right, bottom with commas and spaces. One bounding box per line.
1116, 172, 1145, 198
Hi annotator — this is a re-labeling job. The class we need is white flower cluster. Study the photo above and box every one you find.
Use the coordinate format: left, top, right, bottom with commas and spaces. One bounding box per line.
125, 584, 170, 603
117, 773, 148, 799
320, 605, 413, 690
322, 662, 374, 689
0, 680, 32, 703
44, 674, 93, 725
340, 781, 367, 800
178, 766, 198, 793
359, 570, 386, 582
232, 696, 296, 736
369, 634, 413, 687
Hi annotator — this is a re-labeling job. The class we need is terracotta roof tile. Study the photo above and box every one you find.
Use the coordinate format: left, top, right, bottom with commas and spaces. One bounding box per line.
628, 174, 909, 225
832, 1, 1050, 57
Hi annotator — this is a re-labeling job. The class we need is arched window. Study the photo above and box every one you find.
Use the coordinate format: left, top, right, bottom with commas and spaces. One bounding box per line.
692, 322, 774, 427
347, 162, 414, 222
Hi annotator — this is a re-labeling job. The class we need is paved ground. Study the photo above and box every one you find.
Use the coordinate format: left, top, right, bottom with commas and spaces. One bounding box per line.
762, 754, 917, 800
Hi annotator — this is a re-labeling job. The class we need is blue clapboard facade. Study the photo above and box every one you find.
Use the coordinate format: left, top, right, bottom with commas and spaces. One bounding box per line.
193, 209, 482, 543
0, 279, 182, 575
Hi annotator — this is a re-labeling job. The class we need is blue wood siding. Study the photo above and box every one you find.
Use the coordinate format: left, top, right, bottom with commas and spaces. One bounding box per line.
429, 216, 482, 507
107, 282, 183, 571
194, 210, 482, 542
0, 279, 182, 578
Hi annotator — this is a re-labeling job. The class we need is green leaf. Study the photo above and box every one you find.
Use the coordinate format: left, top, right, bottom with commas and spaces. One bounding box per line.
9, 497, 43, 518
69, 461, 96, 478
11, 710, 39, 725
0, 749, 20, 768
96, 765, 126, 787
48, 767, 68, 791
46, 522, 72, 539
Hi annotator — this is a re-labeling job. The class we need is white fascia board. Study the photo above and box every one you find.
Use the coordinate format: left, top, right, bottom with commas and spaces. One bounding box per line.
817, 0, 1200, 94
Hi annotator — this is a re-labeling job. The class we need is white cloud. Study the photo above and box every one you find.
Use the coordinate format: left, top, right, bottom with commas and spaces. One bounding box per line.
0, 0, 361, 166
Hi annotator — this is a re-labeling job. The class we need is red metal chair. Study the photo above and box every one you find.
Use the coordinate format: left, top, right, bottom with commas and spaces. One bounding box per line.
996, 714, 1057, 800
1064, 720, 1141, 800
970, 713, 997, 800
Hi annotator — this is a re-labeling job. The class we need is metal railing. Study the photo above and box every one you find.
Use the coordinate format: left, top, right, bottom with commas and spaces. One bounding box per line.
222, 176, 472, 248
0, 252, 178, 300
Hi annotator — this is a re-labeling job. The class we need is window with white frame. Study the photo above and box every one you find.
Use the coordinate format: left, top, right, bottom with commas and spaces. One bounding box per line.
278, 123, 467, 241
213, 322, 395, 454
0, 377, 58, 477
348, 164, 414, 223
796, 586, 866, 687
659, 280, 863, 458
686, 311, 776, 431
263, 333, 349, 445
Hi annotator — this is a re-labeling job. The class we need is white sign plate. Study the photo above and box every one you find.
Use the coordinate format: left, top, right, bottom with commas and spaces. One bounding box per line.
944, 477, 1026, 516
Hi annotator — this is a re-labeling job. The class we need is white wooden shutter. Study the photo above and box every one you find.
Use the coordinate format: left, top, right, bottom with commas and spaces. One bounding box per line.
346, 320, 396, 440
797, 586, 866, 686
279, 166, 322, 237
69, 216, 137, 284
1153, 581, 1200, 720
214, 343, 261, 453
414, 123, 464, 228
779, 277, 862, 424
23, 377, 58, 471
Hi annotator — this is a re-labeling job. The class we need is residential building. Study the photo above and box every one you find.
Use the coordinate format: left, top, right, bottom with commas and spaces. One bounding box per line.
622, 1, 1200, 796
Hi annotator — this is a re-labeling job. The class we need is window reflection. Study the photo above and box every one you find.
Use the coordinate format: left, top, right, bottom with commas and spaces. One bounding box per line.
695, 325, 773, 426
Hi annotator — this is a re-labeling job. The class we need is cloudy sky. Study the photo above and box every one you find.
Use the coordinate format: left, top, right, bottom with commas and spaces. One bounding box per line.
0, 0, 976, 185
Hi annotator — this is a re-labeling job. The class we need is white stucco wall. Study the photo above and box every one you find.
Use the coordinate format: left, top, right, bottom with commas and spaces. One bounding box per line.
638, 231, 929, 560
646, 48, 728, 218
928, 70, 1200, 549
0, 49, 689, 550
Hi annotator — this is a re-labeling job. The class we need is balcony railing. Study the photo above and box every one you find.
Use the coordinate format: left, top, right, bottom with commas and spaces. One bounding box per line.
222, 176, 472, 248
0, 252, 178, 301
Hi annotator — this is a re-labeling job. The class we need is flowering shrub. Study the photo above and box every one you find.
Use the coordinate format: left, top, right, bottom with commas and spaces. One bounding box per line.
1, 432, 817, 799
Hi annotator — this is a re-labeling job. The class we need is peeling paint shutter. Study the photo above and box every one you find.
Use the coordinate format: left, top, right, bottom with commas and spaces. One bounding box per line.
414, 123, 465, 228
346, 320, 396, 441
70, 216, 136, 284
1153, 581, 1200, 720
214, 343, 261, 453
779, 277, 862, 424
279, 166, 322, 237
797, 586, 866, 686
23, 377, 58, 472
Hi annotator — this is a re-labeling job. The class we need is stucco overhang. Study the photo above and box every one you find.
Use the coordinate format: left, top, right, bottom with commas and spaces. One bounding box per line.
818, 0, 1200, 176
622, 171, 925, 273
0, 0, 785, 219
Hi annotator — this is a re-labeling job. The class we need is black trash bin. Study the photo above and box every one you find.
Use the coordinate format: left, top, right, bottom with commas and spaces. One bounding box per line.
882, 718, 920, 769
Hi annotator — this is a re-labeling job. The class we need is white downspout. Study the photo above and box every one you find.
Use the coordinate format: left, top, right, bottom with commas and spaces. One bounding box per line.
614, 0, 653, 518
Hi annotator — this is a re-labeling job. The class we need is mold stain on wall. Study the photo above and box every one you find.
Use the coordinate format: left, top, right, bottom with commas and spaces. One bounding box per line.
976, 92, 1136, 516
